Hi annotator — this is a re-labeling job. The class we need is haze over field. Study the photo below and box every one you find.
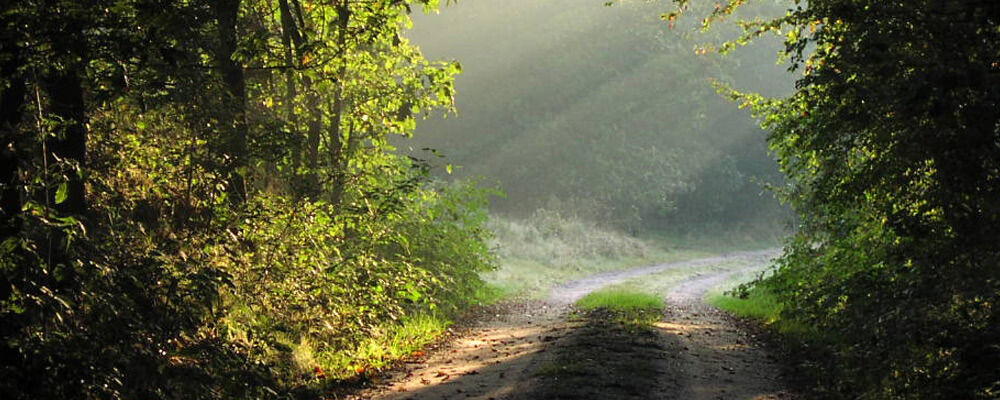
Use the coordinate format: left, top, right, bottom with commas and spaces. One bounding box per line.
401, 0, 795, 233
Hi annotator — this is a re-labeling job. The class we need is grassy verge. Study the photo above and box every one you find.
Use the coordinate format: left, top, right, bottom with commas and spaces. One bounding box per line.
709, 287, 783, 324
708, 283, 818, 343
319, 315, 449, 378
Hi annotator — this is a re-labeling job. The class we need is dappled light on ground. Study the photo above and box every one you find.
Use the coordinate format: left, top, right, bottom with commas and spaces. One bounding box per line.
360, 302, 581, 399
352, 252, 797, 400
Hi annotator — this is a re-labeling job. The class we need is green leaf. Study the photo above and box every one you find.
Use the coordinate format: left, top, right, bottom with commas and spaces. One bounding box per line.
55, 183, 68, 204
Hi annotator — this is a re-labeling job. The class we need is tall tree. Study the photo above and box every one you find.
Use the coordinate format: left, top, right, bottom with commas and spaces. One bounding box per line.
210, 0, 249, 204
0, 16, 27, 239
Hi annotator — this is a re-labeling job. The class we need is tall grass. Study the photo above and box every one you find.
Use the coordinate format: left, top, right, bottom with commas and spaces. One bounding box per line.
489, 209, 651, 265
485, 210, 657, 296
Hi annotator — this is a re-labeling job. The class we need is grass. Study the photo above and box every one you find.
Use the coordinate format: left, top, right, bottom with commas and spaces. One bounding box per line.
709, 286, 784, 324
708, 284, 816, 341
575, 289, 664, 330
575, 289, 665, 311
283, 314, 449, 380
704, 266, 806, 334
485, 213, 735, 298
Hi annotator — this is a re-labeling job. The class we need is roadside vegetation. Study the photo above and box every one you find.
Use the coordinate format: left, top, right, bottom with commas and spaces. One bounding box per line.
1, 1, 494, 398
702, 1, 1000, 399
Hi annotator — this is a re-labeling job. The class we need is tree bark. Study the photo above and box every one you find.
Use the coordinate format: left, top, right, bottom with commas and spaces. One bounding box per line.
328, 0, 351, 206
278, 0, 301, 177
279, 0, 324, 198
42, 69, 87, 216
211, 0, 248, 204
0, 42, 26, 239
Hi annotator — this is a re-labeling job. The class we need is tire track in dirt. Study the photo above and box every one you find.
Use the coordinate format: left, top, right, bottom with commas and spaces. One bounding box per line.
351, 249, 794, 400
656, 255, 796, 400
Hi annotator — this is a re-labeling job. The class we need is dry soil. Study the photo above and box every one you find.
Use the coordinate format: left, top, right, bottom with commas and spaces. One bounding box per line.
349, 250, 797, 400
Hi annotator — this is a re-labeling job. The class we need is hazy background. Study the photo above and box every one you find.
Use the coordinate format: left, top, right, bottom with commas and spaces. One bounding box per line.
399, 0, 794, 237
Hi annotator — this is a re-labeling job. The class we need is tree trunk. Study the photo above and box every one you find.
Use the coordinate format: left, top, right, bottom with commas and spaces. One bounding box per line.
211, 0, 248, 204
279, 0, 324, 198
42, 70, 87, 216
278, 0, 300, 178
328, 0, 351, 206
0, 42, 26, 239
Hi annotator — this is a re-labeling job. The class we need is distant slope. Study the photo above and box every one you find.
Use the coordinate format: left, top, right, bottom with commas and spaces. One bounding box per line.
401, 0, 794, 232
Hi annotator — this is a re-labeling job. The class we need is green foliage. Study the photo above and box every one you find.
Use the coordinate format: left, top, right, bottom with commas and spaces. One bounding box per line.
708, 0, 1000, 398
221, 179, 495, 380
1, 0, 496, 398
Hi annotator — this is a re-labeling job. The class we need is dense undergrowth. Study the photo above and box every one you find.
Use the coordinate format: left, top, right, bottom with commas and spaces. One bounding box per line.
4, 127, 497, 399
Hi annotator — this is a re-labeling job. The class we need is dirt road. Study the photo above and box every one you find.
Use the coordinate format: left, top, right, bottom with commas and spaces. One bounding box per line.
351, 249, 796, 399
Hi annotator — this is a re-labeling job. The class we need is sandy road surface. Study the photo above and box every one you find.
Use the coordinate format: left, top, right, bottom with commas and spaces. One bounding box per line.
350, 249, 796, 400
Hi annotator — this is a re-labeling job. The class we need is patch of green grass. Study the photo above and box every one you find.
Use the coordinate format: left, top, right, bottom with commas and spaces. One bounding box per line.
575, 289, 664, 330
576, 289, 664, 311
709, 286, 784, 324
708, 285, 815, 341
310, 314, 449, 379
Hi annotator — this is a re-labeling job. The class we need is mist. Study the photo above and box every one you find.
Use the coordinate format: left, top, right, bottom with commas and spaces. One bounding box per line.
399, 0, 795, 235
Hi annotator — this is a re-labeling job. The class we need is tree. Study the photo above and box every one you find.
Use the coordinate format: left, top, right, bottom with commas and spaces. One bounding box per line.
210, 0, 249, 204
714, 0, 1000, 398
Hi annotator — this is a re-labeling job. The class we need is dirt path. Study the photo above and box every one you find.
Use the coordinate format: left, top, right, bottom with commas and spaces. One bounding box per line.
350, 249, 795, 400
658, 262, 795, 400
